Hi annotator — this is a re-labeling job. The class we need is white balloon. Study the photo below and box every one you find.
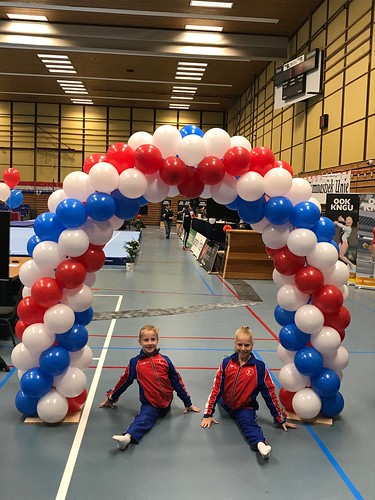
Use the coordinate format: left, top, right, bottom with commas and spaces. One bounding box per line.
11, 343, 40, 371
58, 229, 90, 258
277, 344, 296, 364
22, 286, 31, 298
32, 240, 65, 270
279, 363, 310, 392
306, 242, 338, 270
22, 323, 56, 353
61, 284, 93, 312
152, 125, 182, 158
210, 173, 237, 205
272, 269, 295, 288
277, 284, 309, 311
177, 135, 206, 166
236, 171, 265, 201
285, 178, 312, 205
69, 345, 93, 370
199, 185, 212, 199
83, 218, 113, 246
63, 171, 93, 202
108, 215, 125, 230
203, 128, 231, 158
118, 168, 147, 199
295, 305, 324, 334
287, 228, 317, 257
19, 259, 47, 288
88, 162, 119, 193
37, 389, 68, 423
323, 346, 349, 371
308, 197, 322, 212
322, 261, 350, 286
292, 388, 321, 419
17, 369, 26, 380
168, 185, 180, 198
310, 326, 342, 354
54, 366, 87, 398
262, 223, 292, 249
144, 172, 169, 203
263, 168, 293, 197
340, 284, 349, 301
251, 217, 269, 233
48, 189, 67, 213
230, 135, 252, 151
44, 304, 75, 334
84, 272, 96, 287
128, 131, 153, 150
0, 182, 11, 202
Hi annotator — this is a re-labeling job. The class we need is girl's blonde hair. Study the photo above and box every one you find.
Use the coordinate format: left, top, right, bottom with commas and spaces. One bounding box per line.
235, 326, 253, 342
139, 324, 159, 340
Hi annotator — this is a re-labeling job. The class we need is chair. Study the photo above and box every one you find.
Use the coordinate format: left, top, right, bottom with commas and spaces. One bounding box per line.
0, 287, 22, 347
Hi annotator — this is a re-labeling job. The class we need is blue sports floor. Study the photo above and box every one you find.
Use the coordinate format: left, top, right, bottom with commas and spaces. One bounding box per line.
0, 225, 374, 500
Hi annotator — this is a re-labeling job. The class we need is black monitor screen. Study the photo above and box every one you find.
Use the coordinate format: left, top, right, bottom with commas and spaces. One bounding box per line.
206, 198, 239, 223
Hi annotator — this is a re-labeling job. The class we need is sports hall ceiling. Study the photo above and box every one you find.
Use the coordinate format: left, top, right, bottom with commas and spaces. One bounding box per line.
0, 1, 324, 112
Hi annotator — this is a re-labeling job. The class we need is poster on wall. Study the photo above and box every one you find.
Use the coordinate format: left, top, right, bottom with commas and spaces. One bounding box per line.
355, 194, 375, 289
305, 171, 351, 204
325, 194, 359, 283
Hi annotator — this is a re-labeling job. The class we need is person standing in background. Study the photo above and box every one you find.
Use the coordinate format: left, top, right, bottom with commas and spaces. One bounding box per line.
162, 202, 173, 239
182, 204, 193, 250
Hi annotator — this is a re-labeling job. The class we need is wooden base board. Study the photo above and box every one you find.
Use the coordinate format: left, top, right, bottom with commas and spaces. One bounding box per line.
286, 411, 333, 426
24, 411, 81, 424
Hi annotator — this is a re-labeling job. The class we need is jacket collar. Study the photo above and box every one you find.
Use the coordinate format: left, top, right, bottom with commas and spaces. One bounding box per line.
139, 348, 160, 358
231, 352, 255, 365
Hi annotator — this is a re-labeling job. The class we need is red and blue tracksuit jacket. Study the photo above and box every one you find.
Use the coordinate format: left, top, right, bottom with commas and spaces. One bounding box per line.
204, 352, 286, 425
107, 349, 192, 409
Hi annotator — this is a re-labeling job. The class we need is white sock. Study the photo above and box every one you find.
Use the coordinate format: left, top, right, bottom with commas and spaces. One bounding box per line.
112, 433, 131, 450
257, 441, 272, 460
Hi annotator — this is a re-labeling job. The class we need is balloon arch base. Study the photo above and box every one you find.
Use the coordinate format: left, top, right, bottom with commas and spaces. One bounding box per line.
24, 410, 81, 424
286, 411, 333, 426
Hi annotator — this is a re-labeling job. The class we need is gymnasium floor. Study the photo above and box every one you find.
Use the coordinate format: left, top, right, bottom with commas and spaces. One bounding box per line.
0, 226, 374, 500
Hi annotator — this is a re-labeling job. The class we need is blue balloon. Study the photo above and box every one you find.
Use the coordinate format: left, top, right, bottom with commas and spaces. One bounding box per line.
136, 196, 149, 207
274, 305, 296, 326
111, 189, 140, 220
294, 346, 324, 376
238, 197, 265, 224
320, 392, 344, 417
314, 217, 335, 242
75, 306, 94, 326
15, 390, 39, 417
7, 189, 23, 209
180, 125, 204, 138
226, 196, 241, 211
56, 323, 88, 352
264, 196, 293, 225
20, 368, 53, 399
330, 239, 339, 253
86, 192, 116, 221
39, 345, 70, 376
34, 212, 66, 241
56, 198, 87, 228
311, 368, 341, 397
27, 234, 42, 257
290, 201, 321, 230
279, 324, 310, 351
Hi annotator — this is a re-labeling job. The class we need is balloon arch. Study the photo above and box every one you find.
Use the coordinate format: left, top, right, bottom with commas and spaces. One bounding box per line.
10, 125, 349, 423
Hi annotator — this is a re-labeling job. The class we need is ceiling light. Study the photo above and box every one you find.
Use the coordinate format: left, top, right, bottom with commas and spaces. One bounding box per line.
178, 62, 208, 67
45, 64, 75, 69
185, 25, 223, 32
64, 91, 88, 94
39, 54, 69, 59
169, 105, 190, 109
41, 59, 72, 65
173, 86, 198, 90
170, 96, 194, 100
71, 99, 93, 105
189, 1, 233, 8
177, 67, 206, 73
175, 76, 202, 81
172, 90, 196, 94
48, 69, 77, 74
176, 72, 204, 76
6, 14, 48, 21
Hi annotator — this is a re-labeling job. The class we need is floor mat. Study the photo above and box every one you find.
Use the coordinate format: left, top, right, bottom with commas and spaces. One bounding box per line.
226, 279, 263, 302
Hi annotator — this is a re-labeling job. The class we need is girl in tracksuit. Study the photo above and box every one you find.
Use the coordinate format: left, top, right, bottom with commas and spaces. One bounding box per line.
201, 326, 296, 459
99, 325, 200, 449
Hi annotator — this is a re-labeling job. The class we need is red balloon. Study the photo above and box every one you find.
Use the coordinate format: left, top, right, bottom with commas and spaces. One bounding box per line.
17, 296, 47, 325
223, 224, 232, 232
3, 167, 21, 188
312, 285, 344, 313
273, 248, 306, 276
279, 387, 296, 412
83, 153, 106, 174
105, 142, 135, 173
134, 144, 163, 174
31, 277, 63, 308
264, 160, 294, 176
177, 166, 204, 198
223, 147, 251, 176
159, 157, 187, 185
74, 244, 106, 272
324, 306, 351, 330
295, 266, 324, 294
249, 147, 275, 175
67, 389, 88, 413
15, 320, 28, 340
197, 156, 225, 185
265, 245, 287, 259
337, 329, 346, 341
55, 259, 87, 289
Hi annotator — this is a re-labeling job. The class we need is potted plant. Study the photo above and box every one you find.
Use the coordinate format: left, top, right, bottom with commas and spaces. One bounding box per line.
131, 214, 146, 231
123, 239, 140, 271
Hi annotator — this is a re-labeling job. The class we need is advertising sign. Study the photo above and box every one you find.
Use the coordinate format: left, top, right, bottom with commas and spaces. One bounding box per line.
355, 194, 375, 289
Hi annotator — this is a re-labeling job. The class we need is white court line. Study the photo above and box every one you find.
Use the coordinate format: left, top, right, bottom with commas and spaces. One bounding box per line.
55, 294, 123, 500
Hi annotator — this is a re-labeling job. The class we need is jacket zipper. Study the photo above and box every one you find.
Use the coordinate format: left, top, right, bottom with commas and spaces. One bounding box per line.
150, 357, 168, 403
229, 365, 241, 407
